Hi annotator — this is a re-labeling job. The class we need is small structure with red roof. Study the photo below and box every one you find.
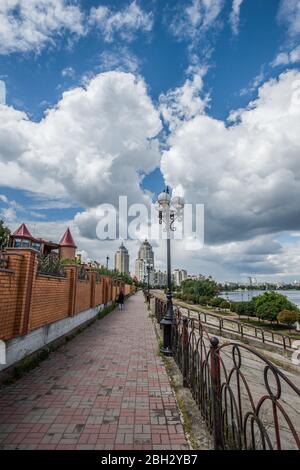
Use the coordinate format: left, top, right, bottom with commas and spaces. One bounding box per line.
59, 228, 77, 259
10, 223, 77, 259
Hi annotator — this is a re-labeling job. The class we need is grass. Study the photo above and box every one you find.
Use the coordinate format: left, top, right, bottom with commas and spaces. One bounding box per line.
239, 318, 300, 337
161, 355, 198, 449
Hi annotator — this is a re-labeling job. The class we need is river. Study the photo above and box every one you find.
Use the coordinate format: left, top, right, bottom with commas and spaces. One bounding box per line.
220, 290, 300, 307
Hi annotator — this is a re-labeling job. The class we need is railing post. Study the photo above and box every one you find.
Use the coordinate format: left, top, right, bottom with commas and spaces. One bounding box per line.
210, 336, 223, 450
182, 317, 189, 387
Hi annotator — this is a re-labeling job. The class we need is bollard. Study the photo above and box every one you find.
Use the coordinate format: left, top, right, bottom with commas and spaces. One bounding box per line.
210, 336, 223, 450
182, 317, 189, 388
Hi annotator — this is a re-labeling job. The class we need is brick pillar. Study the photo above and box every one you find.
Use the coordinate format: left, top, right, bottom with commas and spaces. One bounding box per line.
90, 272, 96, 308
64, 265, 78, 316
4, 248, 38, 336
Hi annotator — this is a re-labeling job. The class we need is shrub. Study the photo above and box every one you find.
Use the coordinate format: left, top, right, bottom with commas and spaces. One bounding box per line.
277, 309, 298, 328
219, 300, 230, 309
198, 296, 211, 306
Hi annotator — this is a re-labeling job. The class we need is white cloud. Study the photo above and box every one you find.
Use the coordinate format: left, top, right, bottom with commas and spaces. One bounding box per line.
239, 69, 265, 96
61, 66, 75, 78
159, 67, 209, 129
0, 0, 85, 55
272, 45, 300, 67
0, 80, 6, 104
278, 0, 300, 38
170, 0, 224, 40
99, 47, 140, 73
229, 0, 244, 35
161, 70, 300, 250
0, 71, 161, 234
89, 1, 153, 43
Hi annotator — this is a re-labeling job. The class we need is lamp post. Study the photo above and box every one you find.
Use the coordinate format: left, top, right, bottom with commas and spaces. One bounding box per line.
146, 261, 153, 307
106, 255, 109, 270
156, 187, 184, 356
146, 262, 152, 294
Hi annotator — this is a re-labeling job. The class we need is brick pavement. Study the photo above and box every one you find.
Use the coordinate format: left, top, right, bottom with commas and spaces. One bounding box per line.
0, 292, 189, 450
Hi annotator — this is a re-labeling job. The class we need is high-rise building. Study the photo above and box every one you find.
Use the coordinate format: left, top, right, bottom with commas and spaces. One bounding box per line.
173, 269, 188, 286
115, 242, 129, 274
154, 270, 167, 287
135, 239, 154, 284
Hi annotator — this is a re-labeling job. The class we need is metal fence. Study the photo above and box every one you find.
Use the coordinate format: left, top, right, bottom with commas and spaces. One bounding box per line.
0, 252, 9, 270
37, 254, 65, 278
157, 297, 294, 350
154, 297, 300, 450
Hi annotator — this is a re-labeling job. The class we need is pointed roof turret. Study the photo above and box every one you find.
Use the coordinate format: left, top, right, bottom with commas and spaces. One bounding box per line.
59, 228, 77, 248
13, 223, 35, 240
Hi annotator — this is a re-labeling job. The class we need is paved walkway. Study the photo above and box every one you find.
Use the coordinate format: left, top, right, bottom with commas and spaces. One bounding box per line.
0, 292, 189, 450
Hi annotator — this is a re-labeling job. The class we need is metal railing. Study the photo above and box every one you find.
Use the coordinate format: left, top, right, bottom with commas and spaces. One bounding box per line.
77, 265, 89, 281
37, 254, 65, 278
157, 297, 294, 350
154, 298, 300, 450
0, 252, 9, 270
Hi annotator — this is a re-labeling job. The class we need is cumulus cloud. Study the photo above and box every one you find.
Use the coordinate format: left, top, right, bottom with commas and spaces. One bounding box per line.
0, 71, 162, 229
89, 1, 153, 43
229, 0, 244, 35
159, 67, 209, 129
161, 70, 300, 248
0, 0, 85, 55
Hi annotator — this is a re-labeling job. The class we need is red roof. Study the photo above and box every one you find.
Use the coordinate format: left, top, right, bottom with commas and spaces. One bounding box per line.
59, 228, 77, 248
13, 223, 35, 240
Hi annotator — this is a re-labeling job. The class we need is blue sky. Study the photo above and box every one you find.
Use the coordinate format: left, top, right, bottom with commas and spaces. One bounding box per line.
1, 0, 300, 281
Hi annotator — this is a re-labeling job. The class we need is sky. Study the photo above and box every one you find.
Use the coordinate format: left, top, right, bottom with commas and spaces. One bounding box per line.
1, 0, 300, 282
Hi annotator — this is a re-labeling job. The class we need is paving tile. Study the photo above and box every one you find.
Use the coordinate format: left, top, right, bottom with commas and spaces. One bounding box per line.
0, 293, 188, 450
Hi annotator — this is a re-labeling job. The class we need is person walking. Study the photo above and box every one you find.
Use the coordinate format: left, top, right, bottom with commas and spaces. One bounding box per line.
117, 290, 125, 310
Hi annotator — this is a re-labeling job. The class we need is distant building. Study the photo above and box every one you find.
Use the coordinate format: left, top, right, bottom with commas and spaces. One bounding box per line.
173, 269, 188, 286
187, 273, 205, 281
135, 239, 154, 284
154, 270, 167, 287
10, 223, 77, 259
115, 242, 130, 274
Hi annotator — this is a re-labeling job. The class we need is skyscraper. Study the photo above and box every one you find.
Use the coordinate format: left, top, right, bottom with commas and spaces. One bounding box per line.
115, 242, 129, 274
135, 239, 154, 284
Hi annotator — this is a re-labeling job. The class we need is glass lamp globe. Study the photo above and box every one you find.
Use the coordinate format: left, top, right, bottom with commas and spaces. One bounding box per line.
171, 196, 184, 210
157, 191, 171, 208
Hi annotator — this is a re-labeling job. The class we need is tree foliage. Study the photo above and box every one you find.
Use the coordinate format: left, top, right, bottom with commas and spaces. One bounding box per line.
181, 278, 219, 299
253, 291, 298, 322
0, 219, 11, 249
277, 309, 298, 327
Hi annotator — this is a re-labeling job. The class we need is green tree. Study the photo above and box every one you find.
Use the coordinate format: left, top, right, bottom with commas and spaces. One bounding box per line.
254, 291, 298, 322
181, 277, 219, 299
0, 219, 11, 249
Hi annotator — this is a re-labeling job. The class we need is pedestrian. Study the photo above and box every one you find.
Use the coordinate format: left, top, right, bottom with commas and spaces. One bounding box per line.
117, 290, 125, 310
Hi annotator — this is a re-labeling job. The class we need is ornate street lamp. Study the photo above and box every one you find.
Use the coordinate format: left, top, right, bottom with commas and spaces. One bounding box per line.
106, 255, 110, 270
156, 187, 184, 355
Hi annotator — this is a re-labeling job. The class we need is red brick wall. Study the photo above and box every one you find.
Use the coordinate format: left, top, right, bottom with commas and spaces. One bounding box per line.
95, 280, 103, 306
75, 278, 92, 314
29, 275, 70, 330
0, 249, 133, 341
0, 259, 20, 340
